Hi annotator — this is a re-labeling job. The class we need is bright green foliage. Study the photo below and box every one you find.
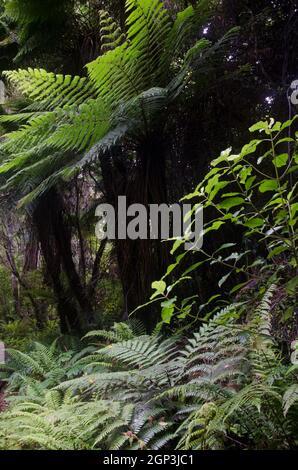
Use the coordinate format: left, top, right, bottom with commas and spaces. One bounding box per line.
0, 0, 236, 206
0, 319, 59, 351
0, 266, 13, 319
0, 0, 297, 453
191, 116, 298, 268
145, 117, 298, 328
1, 289, 297, 449
3, 69, 96, 110
1, 117, 297, 450
0, 339, 94, 394
95, 278, 124, 328
99, 9, 125, 52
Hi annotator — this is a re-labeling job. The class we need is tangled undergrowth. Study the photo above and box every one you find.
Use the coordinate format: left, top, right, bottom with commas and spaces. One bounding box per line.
0, 109, 297, 450
0, 285, 297, 450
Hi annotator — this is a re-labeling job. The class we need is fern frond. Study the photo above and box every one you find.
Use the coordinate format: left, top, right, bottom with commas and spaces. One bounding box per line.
99, 10, 125, 52
283, 384, 298, 416
3, 69, 96, 110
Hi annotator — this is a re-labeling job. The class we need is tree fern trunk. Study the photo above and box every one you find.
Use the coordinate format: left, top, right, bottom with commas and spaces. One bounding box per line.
101, 136, 169, 332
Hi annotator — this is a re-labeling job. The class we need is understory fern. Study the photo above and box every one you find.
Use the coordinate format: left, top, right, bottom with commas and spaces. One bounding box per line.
1, 290, 297, 450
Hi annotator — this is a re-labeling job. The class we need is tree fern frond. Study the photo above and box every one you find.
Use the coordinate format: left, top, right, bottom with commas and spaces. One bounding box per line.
126, 0, 171, 84
4, 69, 96, 110
283, 384, 298, 416
99, 10, 125, 52
159, 0, 212, 80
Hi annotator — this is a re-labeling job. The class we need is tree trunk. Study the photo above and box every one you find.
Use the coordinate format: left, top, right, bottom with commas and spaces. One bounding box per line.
23, 224, 39, 273
101, 136, 169, 332
11, 275, 21, 319
33, 189, 94, 334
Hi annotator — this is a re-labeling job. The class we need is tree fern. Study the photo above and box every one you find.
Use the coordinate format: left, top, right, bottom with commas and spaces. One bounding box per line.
3, 69, 96, 110
99, 10, 125, 52
0, 0, 235, 207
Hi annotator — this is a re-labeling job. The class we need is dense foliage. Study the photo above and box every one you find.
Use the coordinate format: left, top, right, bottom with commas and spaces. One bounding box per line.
1, 117, 298, 450
0, 0, 297, 451
0, 292, 297, 450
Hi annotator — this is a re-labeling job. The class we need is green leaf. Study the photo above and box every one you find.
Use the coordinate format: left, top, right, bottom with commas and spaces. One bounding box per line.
240, 140, 262, 157
274, 153, 288, 168
161, 297, 176, 308
285, 276, 298, 295
161, 305, 175, 324
162, 253, 186, 279
267, 245, 288, 259
249, 121, 268, 133
204, 220, 225, 234
280, 116, 298, 131
214, 243, 237, 254
182, 260, 206, 276
259, 179, 278, 193
211, 147, 232, 167
244, 217, 264, 228
167, 276, 191, 293
222, 192, 240, 197
208, 181, 230, 201
245, 176, 256, 190
218, 197, 245, 210
239, 166, 252, 184
276, 137, 295, 145
281, 307, 293, 324
291, 202, 298, 218
170, 238, 184, 255
230, 281, 250, 294
152, 280, 167, 295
